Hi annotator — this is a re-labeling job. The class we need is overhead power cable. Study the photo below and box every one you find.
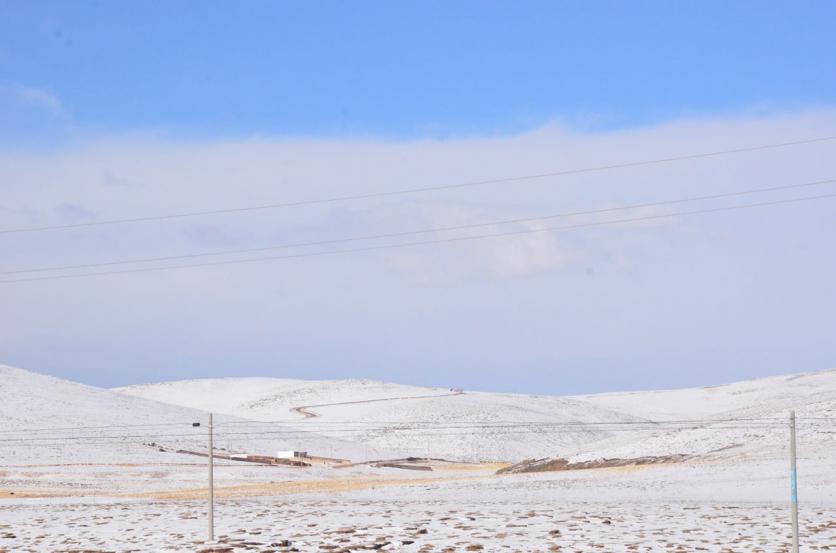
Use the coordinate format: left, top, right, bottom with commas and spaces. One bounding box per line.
1, 135, 833, 235
5, 177, 834, 277
0, 415, 827, 439
0, 424, 800, 444
2, 191, 835, 284
0, 420, 792, 438
0, 428, 812, 449
213, 416, 820, 427
3, 414, 830, 435
0, 421, 202, 434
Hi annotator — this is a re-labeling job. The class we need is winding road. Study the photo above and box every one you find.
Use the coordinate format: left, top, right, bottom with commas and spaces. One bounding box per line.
291, 390, 465, 419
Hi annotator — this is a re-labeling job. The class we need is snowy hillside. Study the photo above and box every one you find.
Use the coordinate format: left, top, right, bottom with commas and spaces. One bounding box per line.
3, 363, 833, 467
115, 377, 455, 422
115, 368, 836, 462
562, 370, 836, 467
574, 368, 836, 420
564, 368, 836, 462
0, 364, 215, 464
117, 378, 652, 460
0, 365, 383, 465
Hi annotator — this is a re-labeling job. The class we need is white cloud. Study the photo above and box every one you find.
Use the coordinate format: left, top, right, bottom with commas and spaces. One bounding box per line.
1, 109, 836, 389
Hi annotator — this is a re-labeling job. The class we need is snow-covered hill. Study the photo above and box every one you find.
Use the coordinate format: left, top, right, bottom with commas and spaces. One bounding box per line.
0, 365, 380, 465
566, 369, 836, 463
3, 363, 833, 466
0, 364, 215, 464
115, 368, 836, 462
116, 377, 650, 460
574, 368, 836, 420
116, 377, 453, 422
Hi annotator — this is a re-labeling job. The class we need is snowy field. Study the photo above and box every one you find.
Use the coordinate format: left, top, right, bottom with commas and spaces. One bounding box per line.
2, 491, 834, 552
1, 455, 834, 551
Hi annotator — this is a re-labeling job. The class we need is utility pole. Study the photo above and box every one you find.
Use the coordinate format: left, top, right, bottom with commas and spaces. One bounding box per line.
208, 412, 215, 543
790, 410, 798, 553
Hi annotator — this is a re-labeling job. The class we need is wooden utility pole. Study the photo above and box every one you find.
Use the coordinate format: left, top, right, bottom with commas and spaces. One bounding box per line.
208, 412, 215, 543
790, 410, 798, 553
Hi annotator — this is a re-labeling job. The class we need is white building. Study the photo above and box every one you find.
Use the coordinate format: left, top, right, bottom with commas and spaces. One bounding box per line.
276, 450, 307, 459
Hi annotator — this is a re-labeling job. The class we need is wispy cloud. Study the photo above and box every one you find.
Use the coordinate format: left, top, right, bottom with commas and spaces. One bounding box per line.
1, 83, 63, 115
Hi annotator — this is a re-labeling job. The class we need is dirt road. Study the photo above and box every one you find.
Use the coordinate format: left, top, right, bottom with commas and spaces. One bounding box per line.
291, 390, 464, 419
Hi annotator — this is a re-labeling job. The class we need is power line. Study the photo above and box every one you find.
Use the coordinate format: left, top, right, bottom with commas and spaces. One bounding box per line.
0, 421, 205, 434
0, 421, 803, 436
2, 418, 830, 448
214, 416, 824, 426
1, 135, 833, 236
0, 429, 812, 449
6, 177, 834, 276
3, 414, 830, 435
0, 425, 799, 445
3, 191, 835, 284
0, 421, 792, 438
0, 417, 826, 441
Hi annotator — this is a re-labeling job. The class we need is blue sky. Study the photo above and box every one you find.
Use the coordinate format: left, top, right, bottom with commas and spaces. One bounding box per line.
3, 1, 836, 139
1, 2, 835, 393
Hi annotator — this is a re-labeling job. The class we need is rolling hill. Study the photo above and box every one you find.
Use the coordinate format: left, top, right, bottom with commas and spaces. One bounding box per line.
0, 364, 377, 465
115, 368, 836, 462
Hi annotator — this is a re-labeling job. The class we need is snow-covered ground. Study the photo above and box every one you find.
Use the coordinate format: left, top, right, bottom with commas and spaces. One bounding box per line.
2, 364, 835, 551
3, 496, 834, 552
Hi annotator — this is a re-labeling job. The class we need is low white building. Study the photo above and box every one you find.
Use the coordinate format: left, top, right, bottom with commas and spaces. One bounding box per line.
276, 450, 307, 459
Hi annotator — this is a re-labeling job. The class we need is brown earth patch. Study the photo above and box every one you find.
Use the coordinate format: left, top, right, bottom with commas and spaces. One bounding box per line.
496, 454, 690, 474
